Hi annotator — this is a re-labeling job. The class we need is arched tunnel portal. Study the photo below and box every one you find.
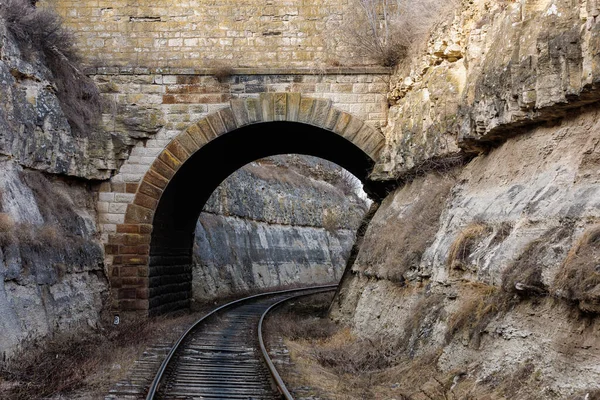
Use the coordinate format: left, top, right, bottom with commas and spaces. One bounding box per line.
109, 93, 386, 315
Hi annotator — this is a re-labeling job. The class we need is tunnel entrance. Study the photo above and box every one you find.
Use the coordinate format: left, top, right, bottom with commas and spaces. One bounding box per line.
109, 95, 385, 314
150, 122, 376, 314
191, 154, 370, 305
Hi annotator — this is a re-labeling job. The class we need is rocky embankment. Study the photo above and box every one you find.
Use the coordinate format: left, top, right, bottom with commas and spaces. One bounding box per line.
332, 0, 600, 398
193, 155, 367, 303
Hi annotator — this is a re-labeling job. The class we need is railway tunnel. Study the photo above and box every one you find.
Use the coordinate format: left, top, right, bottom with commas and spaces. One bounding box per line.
109, 94, 387, 315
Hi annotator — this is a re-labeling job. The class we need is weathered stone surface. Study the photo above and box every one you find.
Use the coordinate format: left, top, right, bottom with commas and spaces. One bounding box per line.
193, 155, 368, 302
112, 104, 165, 139
45, 0, 376, 70
0, 161, 108, 358
377, 0, 600, 180
0, 20, 131, 180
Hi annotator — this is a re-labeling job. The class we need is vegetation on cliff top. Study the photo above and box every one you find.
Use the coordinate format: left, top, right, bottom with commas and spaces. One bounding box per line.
337, 0, 457, 67
0, 0, 100, 135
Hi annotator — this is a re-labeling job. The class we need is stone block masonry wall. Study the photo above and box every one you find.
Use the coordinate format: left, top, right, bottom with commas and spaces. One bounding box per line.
42, 0, 361, 69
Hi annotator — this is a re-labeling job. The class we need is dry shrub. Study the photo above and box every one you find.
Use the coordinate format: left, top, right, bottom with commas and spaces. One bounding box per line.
0, 0, 100, 135
0, 213, 15, 232
501, 226, 572, 297
0, 214, 17, 248
360, 173, 455, 284
575, 389, 600, 400
211, 64, 234, 82
498, 361, 537, 399
445, 284, 514, 348
447, 223, 491, 273
336, 0, 458, 67
0, 222, 71, 251
268, 292, 397, 374
0, 313, 195, 399
322, 209, 340, 233
490, 221, 513, 246
552, 225, 600, 313
311, 328, 397, 374
267, 293, 339, 341
19, 170, 84, 234
331, 169, 361, 197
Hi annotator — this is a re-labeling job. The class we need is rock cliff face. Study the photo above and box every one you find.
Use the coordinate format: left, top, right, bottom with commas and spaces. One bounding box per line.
0, 17, 147, 181
193, 155, 367, 303
334, 0, 600, 397
375, 0, 600, 179
0, 162, 108, 358
0, 18, 113, 358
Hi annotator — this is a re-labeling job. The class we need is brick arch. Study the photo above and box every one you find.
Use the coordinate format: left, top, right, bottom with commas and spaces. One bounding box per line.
109, 93, 385, 314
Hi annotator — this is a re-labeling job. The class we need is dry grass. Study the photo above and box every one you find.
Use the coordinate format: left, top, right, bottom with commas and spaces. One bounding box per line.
501, 226, 573, 297
0, 312, 198, 400
552, 225, 600, 313
360, 173, 455, 284
269, 285, 566, 400
447, 223, 491, 274
335, 0, 458, 67
0, 0, 100, 135
445, 283, 514, 348
267, 292, 397, 374
265, 292, 339, 341
0, 221, 81, 258
19, 170, 89, 236
0, 213, 16, 233
310, 329, 398, 374
322, 209, 340, 233
397, 292, 445, 356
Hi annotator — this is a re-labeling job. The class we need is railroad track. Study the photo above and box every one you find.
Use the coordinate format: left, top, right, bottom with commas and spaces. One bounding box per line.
145, 285, 337, 400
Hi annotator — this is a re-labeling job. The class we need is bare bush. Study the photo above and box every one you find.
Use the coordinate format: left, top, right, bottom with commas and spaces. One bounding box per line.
552, 225, 600, 313
211, 65, 234, 82
266, 293, 339, 341
332, 169, 362, 197
0, 213, 15, 233
0, 0, 100, 135
266, 293, 400, 374
322, 209, 340, 233
336, 0, 458, 67
397, 292, 445, 354
311, 329, 397, 374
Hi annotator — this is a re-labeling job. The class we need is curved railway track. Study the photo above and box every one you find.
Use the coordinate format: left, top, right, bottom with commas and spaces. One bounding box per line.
146, 285, 337, 400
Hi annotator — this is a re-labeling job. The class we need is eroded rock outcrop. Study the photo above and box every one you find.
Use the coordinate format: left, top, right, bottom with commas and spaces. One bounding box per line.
0, 162, 107, 358
334, 108, 600, 396
0, 18, 140, 181
376, 0, 600, 179
0, 17, 113, 358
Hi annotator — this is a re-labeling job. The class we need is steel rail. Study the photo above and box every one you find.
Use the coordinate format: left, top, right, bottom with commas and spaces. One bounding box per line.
145, 284, 337, 400
258, 287, 337, 400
